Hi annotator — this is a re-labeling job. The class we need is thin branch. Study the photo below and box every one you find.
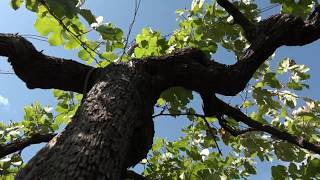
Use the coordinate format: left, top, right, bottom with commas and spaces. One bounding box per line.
23, 37, 49, 43
20, 34, 48, 43
216, 0, 256, 41
258, 4, 280, 14
0, 133, 56, 158
152, 112, 203, 119
308, 5, 320, 21
75, 29, 93, 38
39, 0, 103, 66
152, 111, 223, 155
158, 103, 169, 115
0, 72, 14, 75
210, 95, 320, 154
203, 117, 223, 156
217, 116, 257, 137
119, 0, 142, 61
20, 34, 47, 39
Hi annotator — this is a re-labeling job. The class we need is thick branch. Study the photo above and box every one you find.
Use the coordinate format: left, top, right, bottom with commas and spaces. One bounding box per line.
138, 7, 320, 97
0, 33, 97, 93
0, 133, 56, 158
137, 48, 240, 95
231, 10, 320, 90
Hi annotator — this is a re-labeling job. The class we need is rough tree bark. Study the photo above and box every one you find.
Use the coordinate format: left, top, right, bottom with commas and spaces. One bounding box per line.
0, 0, 320, 179
15, 64, 156, 179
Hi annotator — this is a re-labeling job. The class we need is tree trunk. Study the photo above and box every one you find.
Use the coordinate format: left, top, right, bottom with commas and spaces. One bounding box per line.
16, 63, 155, 180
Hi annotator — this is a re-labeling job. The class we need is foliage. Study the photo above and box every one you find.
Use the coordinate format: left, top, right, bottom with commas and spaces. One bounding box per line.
1, 102, 54, 176
3, 0, 320, 179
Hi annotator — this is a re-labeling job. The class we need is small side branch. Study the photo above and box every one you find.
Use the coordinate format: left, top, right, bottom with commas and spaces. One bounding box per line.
0, 133, 56, 158
152, 112, 203, 119
139, 8, 320, 97
217, 116, 256, 137
203, 117, 223, 156
208, 96, 320, 154
152, 110, 223, 155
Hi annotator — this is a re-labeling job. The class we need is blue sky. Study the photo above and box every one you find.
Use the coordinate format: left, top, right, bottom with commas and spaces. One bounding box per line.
0, 0, 320, 179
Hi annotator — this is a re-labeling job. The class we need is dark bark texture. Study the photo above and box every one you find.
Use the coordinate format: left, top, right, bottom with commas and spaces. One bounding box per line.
15, 64, 155, 179
0, 0, 319, 179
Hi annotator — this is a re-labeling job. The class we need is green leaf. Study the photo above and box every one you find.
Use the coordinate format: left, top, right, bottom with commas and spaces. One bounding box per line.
77, 41, 98, 63
274, 142, 305, 162
34, 8, 65, 46
244, 161, 257, 175
11, 0, 24, 10
186, 148, 201, 161
48, 30, 64, 46
96, 23, 123, 41
288, 163, 300, 179
191, 0, 205, 14
264, 72, 282, 89
287, 81, 303, 90
272, 0, 314, 18
279, 90, 297, 109
79, 9, 96, 25
159, 87, 193, 114
99, 51, 117, 62
272, 165, 288, 180
63, 32, 80, 49
78, 49, 92, 62
45, 0, 78, 18
152, 138, 164, 151
135, 28, 169, 57
34, 16, 57, 36
305, 158, 320, 177
156, 98, 166, 106
25, 0, 39, 12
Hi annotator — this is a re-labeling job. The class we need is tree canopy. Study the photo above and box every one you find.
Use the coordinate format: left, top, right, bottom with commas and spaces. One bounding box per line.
0, 0, 320, 179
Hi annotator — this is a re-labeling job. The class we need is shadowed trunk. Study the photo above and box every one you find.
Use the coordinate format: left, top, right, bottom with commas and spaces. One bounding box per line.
15, 64, 155, 180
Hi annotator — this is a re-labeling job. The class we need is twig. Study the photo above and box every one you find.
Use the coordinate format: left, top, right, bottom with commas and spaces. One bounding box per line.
217, 116, 256, 137
119, 0, 142, 61
152, 112, 203, 119
0, 72, 14, 75
258, 4, 280, 14
0, 133, 56, 158
39, 0, 103, 66
152, 110, 223, 155
203, 117, 223, 156
208, 95, 320, 154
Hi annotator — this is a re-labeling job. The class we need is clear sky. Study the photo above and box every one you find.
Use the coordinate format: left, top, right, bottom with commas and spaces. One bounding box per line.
0, 0, 320, 179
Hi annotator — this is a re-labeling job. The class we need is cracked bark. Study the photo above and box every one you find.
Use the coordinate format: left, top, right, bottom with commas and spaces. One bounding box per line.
16, 63, 155, 180
0, 1, 319, 179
